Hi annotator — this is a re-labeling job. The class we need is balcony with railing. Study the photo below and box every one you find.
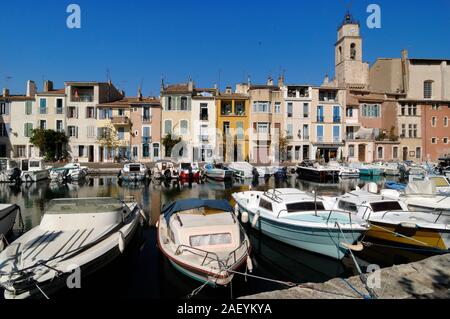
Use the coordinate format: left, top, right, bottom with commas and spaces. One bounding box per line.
111, 116, 131, 126
317, 136, 324, 143
142, 115, 152, 123
71, 95, 94, 103
142, 136, 152, 144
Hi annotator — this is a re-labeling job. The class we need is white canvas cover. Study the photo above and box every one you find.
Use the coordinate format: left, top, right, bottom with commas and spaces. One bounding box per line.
405, 181, 436, 195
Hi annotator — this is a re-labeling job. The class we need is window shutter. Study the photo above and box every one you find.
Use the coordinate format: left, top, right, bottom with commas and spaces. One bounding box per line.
5, 103, 9, 115
76, 127, 79, 139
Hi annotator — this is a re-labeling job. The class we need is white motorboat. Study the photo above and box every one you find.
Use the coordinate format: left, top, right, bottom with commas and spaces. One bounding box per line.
20, 159, 50, 183
152, 161, 179, 181
0, 204, 19, 237
203, 163, 234, 181
118, 163, 149, 183
50, 163, 88, 182
157, 199, 251, 286
381, 181, 450, 213
228, 162, 254, 179
427, 175, 450, 195
323, 191, 450, 251
328, 162, 359, 178
0, 197, 141, 299
232, 189, 369, 260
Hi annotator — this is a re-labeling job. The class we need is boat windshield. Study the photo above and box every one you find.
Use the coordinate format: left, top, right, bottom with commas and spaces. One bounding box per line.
338, 200, 358, 212
181, 163, 191, 170
429, 177, 450, 187
190, 233, 232, 247
370, 201, 403, 212
129, 164, 142, 172
47, 198, 124, 214
286, 201, 325, 213
29, 161, 41, 168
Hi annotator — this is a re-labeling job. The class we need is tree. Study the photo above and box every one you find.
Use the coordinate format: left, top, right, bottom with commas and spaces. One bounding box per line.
162, 133, 182, 158
278, 134, 289, 163
97, 123, 127, 162
30, 129, 69, 161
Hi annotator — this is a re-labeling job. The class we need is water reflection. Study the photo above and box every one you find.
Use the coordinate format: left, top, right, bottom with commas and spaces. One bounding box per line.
0, 175, 435, 299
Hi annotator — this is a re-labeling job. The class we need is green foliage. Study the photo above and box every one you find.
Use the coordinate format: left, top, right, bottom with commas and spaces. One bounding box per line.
29, 129, 69, 161
162, 133, 182, 157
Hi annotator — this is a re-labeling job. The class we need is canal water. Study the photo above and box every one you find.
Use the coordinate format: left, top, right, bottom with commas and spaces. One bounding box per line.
0, 176, 436, 299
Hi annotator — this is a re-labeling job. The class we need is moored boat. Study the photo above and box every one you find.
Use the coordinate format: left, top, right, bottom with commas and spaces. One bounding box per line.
0, 197, 141, 299
19, 159, 50, 183
0, 204, 20, 237
324, 190, 450, 251
203, 163, 234, 181
118, 162, 149, 183
296, 162, 340, 183
232, 189, 369, 260
50, 163, 88, 182
157, 199, 251, 286
0, 158, 22, 184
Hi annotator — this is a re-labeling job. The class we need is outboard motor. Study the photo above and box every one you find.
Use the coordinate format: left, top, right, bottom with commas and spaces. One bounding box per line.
9, 168, 21, 184
252, 167, 260, 179
61, 169, 71, 183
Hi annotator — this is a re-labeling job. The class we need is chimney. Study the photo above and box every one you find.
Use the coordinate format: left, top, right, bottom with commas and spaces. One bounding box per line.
188, 77, 194, 91
401, 49, 409, 94
121, 90, 126, 97
278, 75, 284, 88
26, 80, 37, 97
2, 88, 9, 97
322, 74, 330, 86
44, 80, 54, 92
138, 87, 143, 101
267, 76, 274, 86
401, 49, 408, 62
225, 86, 232, 94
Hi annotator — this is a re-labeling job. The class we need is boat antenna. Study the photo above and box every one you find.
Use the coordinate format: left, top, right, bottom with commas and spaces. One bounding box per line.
313, 190, 318, 216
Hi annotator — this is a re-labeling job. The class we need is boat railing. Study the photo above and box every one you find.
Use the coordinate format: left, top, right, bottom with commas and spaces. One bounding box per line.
174, 239, 249, 270
263, 189, 285, 203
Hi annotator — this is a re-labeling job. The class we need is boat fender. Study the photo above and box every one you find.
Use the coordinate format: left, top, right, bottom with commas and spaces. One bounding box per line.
118, 231, 125, 253
234, 204, 240, 217
399, 222, 419, 229
241, 211, 249, 224
246, 256, 253, 273
252, 212, 260, 228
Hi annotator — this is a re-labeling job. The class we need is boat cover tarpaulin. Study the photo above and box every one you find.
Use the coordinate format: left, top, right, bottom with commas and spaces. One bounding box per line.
405, 181, 436, 195
162, 199, 233, 223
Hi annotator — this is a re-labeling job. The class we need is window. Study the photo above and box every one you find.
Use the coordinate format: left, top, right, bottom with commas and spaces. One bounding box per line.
349, 145, 355, 158
142, 126, 151, 144
24, 123, 33, 137
153, 143, 160, 158
143, 107, 151, 121
68, 107, 77, 119
25, 101, 33, 115
68, 126, 78, 138
87, 126, 96, 138
132, 146, 138, 159
56, 99, 63, 114
286, 124, 293, 139
412, 124, 418, 138
408, 124, 413, 138
333, 126, 340, 142
236, 122, 244, 140
303, 125, 309, 140
393, 146, 399, 159
256, 123, 270, 134
432, 104, 440, 110
443, 138, 449, 144
0, 102, 9, 115
200, 103, 208, 120
164, 120, 172, 135
287, 103, 293, 118
117, 127, 125, 140
0, 123, 8, 137
401, 104, 406, 116
180, 120, 188, 135
221, 101, 232, 115
235, 102, 245, 115
253, 101, 270, 113
408, 104, 417, 116
86, 107, 95, 119
346, 107, 354, 117
99, 108, 112, 120
338, 201, 357, 212
303, 103, 309, 118
431, 117, 437, 127
118, 109, 125, 116
56, 120, 63, 133
286, 202, 325, 212
431, 137, 437, 144
424, 81, 433, 99
350, 43, 356, 60
377, 146, 384, 159
40, 120, 47, 130
259, 199, 273, 212
16, 146, 26, 158
180, 97, 189, 111
274, 102, 281, 114
39, 99, 47, 114
142, 144, 150, 158
371, 201, 403, 213
361, 104, 381, 118
79, 145, 85, 157
333, 106, 341, 122
416, 147, 421, 159
444, 117, 448, 127
401, 124, 406, 137
223, 122, 230, 135
317, 106, 324, 122
317, 125, 324, 142
190, 233, 232, 247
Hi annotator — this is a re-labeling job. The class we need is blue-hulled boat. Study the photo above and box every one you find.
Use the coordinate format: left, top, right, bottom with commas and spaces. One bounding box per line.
232, 189, 369, 260
359, 165, 383, 177
384, 181, 407, 191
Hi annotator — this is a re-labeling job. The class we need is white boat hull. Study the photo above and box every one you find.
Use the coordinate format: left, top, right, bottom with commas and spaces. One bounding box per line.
0, 205, 18, 236
21, 170, 49, 183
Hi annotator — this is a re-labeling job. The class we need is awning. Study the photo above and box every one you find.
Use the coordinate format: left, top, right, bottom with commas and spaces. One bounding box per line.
162, 199, 233, 224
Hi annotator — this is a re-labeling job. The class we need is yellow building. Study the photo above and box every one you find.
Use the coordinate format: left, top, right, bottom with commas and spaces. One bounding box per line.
216, 90, 250, 162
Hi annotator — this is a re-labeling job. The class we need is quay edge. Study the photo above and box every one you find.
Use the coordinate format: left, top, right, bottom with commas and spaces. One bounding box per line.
239, 253, 450, 299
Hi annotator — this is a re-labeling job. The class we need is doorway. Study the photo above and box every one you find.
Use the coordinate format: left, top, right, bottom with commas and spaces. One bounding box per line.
403, 147, 408, 161
89, 146, 94, 162
358, 144, 366, 162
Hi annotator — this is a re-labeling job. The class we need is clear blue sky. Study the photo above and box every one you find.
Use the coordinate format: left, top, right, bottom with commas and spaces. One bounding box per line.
1, 0, 449, 96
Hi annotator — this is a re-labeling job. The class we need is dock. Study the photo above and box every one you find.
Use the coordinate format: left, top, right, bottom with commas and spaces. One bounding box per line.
240, 253, 450, 299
